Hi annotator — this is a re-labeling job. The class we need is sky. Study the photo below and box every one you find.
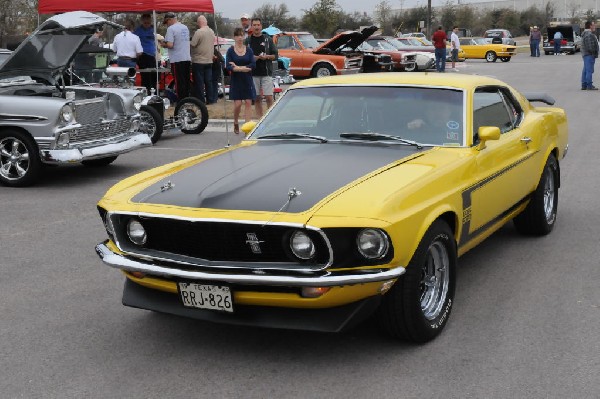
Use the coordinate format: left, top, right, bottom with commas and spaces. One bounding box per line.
215, 0, 476, 19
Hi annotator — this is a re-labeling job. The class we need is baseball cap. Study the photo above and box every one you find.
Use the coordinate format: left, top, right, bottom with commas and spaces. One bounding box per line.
163, 12, 176, 23
533, 25, 538, 29
240, 13, 250, 20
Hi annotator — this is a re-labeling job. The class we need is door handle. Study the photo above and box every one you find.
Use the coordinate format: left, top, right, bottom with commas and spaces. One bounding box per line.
521, 137, 532, 144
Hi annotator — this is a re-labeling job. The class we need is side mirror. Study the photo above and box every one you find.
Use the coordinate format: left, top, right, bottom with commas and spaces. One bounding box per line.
476, 126, 501, 150
241, 121, 257, 135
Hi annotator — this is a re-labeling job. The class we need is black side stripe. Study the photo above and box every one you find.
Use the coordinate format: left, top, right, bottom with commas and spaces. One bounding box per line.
459, 151, 537, 248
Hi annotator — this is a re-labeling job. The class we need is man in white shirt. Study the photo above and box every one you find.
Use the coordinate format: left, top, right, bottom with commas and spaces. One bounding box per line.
450, 26, 461, 70
113, 19, 143, 68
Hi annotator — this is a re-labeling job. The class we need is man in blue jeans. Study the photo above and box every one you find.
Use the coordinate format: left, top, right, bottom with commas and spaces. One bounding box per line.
431, 26, 447, 72
190, 15, 216, 103
529, 26, 541, 57
581, 21, 599, 90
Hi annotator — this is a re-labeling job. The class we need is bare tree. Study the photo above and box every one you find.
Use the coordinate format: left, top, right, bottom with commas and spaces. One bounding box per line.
253, 3, 298, 31
374, 1, 394, 35
301, 0, 342, 37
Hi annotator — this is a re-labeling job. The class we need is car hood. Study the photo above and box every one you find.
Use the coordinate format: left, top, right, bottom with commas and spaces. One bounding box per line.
130, 141, 425, 213
0, 11, 121, 84
315, 26, 378, 54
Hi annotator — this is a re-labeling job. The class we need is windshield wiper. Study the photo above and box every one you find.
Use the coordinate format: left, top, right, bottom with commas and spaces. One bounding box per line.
257, 133, 328, 143
339, 132, 424, 148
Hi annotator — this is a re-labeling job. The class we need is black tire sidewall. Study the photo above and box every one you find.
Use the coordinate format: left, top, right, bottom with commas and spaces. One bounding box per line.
140, 105, 164, 144
174, 97, 209, 134
0, 129, 42, 187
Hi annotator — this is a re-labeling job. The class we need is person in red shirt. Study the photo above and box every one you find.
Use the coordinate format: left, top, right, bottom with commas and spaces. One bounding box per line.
431, 26, 447, 72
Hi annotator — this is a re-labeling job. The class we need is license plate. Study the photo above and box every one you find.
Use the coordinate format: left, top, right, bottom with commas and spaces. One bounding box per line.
177, 282, 234, 313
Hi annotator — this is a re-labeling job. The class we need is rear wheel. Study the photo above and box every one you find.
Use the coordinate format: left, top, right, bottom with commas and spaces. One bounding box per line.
82, 156, 118, 167
485, 51, 497, 62
377, 220, 456, 343
513, 154, 558, 235
311, 63, 335, 78
0, 129, 42, 187
139, 105, 163, 144
500, 57, 511, 62
174, 97, 209, 134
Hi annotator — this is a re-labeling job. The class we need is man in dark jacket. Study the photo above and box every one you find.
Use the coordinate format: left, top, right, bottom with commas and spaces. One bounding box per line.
581, 21, 599, 90
245, 18, 278, 117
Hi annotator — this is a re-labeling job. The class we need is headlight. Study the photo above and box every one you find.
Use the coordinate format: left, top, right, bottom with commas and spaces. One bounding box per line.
60, 104, 75, 123
127, 219, 147, 246
133, 93, 143, 111
356, 229, 389, 259
103, 214, 115, 237
290, 230, 316, 260
56, 132, 70, 148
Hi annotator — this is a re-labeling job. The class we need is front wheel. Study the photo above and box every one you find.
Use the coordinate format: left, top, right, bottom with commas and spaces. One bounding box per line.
485, 51, 497, 62
311, 63, 335, 78
404, 62, 417, 72
174, 97, 209, 134
82, 156, 118, 167
139, 105, 164, 144
500, 57, 511, 62
513, 154, 558, 235
0, 129, 42, 187
377, 220, 456, 343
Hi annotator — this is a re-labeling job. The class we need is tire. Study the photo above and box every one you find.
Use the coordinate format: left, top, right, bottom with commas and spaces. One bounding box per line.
485, 51, 497, 62
500, 57, 511, 62
311, 63, 335, 78
544, 51, 550, 55
404, 62, 417, 72
0, 129, 42, 187
174, 97, 209, 134
377, 220, 456, 343
139, 105, 163, 144
513, 154, 558, 236
81, 156, 118, 167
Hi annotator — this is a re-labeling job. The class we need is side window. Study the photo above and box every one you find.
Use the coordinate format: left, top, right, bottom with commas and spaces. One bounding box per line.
473, 88, 516, 142
277, 36, 293, 49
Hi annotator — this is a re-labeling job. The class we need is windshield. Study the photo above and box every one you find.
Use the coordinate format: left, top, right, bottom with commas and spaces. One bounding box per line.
297, 34, 320, 49
250, 86, 466, 147
366, 39, 398, 51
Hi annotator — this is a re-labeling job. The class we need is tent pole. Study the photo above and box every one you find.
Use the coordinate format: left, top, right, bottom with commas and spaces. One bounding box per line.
211, 14, 230, 143
153, 10, 159, 96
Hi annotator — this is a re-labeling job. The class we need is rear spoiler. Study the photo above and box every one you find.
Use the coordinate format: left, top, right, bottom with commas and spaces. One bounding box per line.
523, 92, 555, 105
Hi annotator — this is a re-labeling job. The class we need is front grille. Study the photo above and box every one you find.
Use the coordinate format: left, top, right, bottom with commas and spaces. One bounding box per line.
74, 98, 106, 125
346, 57, 362, 69
69, 119, 132, 145
111, 215, 331, 268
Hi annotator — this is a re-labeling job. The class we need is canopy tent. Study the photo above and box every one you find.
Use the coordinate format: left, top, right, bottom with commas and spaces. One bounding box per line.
38, 0, 214, 13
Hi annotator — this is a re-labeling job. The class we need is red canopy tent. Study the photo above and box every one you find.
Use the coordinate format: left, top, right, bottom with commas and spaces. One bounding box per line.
38, 0, 214, 13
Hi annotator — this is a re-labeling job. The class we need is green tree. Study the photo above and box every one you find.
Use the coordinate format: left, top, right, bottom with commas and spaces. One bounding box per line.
337, 11, 374, 33
252, 3, 298, 31
374, 0, 394, 35
301, 0, 342, 37
439, 1, 457, 32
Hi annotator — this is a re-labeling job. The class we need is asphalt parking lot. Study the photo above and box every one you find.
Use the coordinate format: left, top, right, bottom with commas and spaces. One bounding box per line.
1, 55, 599, 398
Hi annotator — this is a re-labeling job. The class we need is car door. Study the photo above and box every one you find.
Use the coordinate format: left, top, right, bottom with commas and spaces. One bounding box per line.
461, 86, 538, 243
276, 35, 306, 76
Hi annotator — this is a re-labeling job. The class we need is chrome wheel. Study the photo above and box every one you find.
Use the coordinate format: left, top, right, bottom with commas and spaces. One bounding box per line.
174, 97, 208, 134
0, 136, 30, 181
420, 240, 450, 320
543, 163, 556, 223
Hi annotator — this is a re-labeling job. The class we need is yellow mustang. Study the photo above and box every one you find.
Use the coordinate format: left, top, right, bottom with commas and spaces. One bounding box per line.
459, 37, 517, 62
95, 73, 568, 343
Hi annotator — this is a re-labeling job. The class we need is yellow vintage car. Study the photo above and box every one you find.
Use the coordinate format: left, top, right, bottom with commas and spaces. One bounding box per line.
95, 73, 568, 343
459, 37, 517, 62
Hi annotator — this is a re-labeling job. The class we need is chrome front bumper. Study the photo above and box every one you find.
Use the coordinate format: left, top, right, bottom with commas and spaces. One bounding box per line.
40, 133, 151, 164
339, 68, 361, 75
95, 242, 406, 287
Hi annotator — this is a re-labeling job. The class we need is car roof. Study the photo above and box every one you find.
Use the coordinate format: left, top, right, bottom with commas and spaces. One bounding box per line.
292, 72, 507, 91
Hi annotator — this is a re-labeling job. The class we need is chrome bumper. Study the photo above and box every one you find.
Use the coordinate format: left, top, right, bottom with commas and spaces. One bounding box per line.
339, 68, 361, 75
95, 242, 406, 287
40, 133, 151, 164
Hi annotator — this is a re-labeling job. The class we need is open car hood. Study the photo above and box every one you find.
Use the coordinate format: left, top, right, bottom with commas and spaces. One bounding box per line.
314, 26, 378, 54
0, 11, 121, 84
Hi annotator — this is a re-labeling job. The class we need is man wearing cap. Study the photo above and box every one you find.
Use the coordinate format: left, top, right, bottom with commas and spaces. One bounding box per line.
162, 12, 192, 101
113, 19, 143, 68
134, 13, 158, 94
529, 26, 542, 57
191, 15, 216, 104
240, 14, 251, 39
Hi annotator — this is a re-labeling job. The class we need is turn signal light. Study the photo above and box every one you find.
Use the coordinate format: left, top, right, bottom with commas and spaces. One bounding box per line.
301, 286, 330, 298
130, 271, 146, 279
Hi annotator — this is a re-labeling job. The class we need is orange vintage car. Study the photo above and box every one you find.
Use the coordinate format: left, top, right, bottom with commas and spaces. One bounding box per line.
273, 29, 368, 78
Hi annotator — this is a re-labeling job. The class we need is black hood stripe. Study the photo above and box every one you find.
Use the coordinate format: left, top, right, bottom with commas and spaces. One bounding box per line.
133, 141, 423, 212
